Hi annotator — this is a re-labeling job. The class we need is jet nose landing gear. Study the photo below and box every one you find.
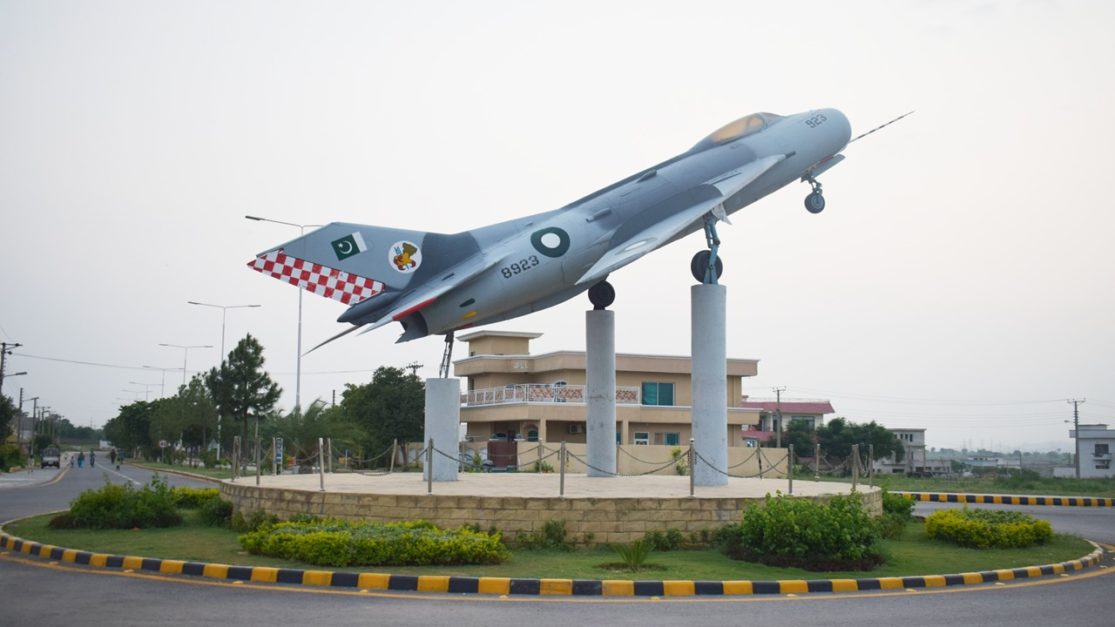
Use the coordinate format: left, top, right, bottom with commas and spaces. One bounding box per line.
804, 177, 825, 214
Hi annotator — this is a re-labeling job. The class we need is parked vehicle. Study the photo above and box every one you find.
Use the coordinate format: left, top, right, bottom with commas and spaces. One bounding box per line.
40, 446, 61, 469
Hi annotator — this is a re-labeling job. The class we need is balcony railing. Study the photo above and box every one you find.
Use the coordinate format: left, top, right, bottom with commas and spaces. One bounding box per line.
462, 384, 640, 407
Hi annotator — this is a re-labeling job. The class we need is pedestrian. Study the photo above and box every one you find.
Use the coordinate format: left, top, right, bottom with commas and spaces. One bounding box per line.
110, 448, 118, 469
77, 451, 85, 468
90, 450, 96, 467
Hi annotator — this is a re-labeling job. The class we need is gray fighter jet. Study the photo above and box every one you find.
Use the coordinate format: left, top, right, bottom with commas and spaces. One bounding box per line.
249, 108, 907, 352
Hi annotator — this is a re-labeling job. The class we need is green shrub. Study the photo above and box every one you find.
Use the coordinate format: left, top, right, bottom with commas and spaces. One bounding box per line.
881, 490, 915, 518
723, 493, 883, 571
170, 487, 220, 509
239, 519, 509, 567
199, 497, 233, 527
52, 476, 182, 529
644, 528, 684, 551
231, 509, 278, 532
517, 519, 574, 551
611, 539, 654, 571
0, 444, 23, 471
924, 507, 1053, 549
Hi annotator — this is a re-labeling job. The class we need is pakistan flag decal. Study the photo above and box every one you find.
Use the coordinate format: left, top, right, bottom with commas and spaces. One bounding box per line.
331, 232, 368, 261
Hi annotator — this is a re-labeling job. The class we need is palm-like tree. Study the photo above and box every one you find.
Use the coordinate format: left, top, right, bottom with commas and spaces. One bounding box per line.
262, 401, 365, 472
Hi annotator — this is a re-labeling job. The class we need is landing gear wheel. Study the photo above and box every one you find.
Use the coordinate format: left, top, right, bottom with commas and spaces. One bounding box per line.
690, 250, 724, 283
805, 191, 826, 214
588, 280, 615, 310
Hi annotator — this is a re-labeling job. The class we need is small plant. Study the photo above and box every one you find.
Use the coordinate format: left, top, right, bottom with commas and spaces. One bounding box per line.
199, 497, 233, 527
518, 519, 574, 551
644, 528, 684, 551
878, 490, 916, 539
533, 460, 555, 473
170, 487, 220, 509
611, 539, 654, 571
670, 446, 689, 476
231, 509, 278, 532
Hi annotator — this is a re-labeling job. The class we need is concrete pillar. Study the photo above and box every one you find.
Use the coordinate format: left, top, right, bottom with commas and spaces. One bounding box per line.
691, 284, 728, 486
586, 309, 616, 476
423, 378, 460, 481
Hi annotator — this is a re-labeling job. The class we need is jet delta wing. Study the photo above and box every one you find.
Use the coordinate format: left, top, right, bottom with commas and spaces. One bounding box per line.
250, 107, 909, 347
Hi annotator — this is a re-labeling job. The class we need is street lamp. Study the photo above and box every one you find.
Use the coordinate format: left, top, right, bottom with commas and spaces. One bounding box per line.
158, 343, 213, 386
187, 301, 260, 461
187, 301, 261, 363
128, 381, 160, 401
244, 215, 321, 411
142, 365, 179, 398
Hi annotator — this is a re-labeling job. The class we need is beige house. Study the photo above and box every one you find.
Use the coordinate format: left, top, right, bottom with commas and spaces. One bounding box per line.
454, 330, 763, 447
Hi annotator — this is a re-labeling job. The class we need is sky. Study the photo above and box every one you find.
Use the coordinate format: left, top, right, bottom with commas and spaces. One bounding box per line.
2, 0, 1113, 452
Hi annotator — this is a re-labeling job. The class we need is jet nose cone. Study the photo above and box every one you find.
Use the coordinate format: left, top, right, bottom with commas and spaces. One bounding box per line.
824, 108, 852, 148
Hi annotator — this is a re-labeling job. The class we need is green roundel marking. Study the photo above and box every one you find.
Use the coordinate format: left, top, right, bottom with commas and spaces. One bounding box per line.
530, 227, 570, 258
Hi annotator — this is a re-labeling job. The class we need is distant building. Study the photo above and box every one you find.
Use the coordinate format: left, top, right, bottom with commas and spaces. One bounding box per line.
1067, 424, 1115, 478
454, 330, 766, 446
872, 428, 950, 476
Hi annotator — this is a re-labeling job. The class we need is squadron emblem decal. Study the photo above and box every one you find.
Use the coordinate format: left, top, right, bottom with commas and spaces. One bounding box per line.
530, 227, 570, 258
390, 240, 422, 273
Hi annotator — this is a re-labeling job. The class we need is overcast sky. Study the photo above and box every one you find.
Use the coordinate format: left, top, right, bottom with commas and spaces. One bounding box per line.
2, 0, 1112, 452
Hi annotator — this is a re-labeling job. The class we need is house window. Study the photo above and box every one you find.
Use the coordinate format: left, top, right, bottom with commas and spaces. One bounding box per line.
665, 432, 680, 446
633, 432, 650, 445
1095, 443, 1110, 456
641, 382, 674, 406
790, 416, 815, 430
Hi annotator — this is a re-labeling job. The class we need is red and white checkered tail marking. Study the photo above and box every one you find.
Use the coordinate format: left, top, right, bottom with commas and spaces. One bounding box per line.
248, 250, 384, 306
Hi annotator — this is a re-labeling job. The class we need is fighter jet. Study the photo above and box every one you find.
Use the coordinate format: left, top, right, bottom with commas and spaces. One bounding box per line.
249, 108, 908, 351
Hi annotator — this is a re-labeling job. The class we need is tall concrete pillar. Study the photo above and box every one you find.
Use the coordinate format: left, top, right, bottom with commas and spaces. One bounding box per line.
424, 378, 460, 481
691, 284, 728, 486
586, 309, 616, 477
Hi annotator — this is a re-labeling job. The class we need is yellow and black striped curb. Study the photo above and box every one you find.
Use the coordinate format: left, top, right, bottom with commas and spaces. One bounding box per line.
1, 532, 1105, 597
896, 492, 1115, 507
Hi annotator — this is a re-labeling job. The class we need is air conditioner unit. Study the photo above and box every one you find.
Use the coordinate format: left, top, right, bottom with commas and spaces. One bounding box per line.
567, 423, 585, 434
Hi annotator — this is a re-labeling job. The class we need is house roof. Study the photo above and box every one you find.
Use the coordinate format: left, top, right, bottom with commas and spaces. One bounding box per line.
738, 399, 835, 414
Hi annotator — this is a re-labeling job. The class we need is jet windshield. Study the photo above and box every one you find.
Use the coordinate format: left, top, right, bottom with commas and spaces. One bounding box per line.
692, 112, 784, 151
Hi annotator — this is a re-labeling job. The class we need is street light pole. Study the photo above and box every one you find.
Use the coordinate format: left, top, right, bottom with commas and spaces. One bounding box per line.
158, 343, 212, 387
245, 215, 321, 412
187, 301, 259, 460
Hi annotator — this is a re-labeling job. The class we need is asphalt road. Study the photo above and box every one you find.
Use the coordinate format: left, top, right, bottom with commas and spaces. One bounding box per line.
2, 468, 1114, 627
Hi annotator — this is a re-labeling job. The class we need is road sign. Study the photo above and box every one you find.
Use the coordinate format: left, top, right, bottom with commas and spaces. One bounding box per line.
274, 437, 283, 467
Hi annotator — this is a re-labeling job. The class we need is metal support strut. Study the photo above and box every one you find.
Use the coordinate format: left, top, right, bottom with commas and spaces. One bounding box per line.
702, 214, 721, 285
438, 333, 454, 378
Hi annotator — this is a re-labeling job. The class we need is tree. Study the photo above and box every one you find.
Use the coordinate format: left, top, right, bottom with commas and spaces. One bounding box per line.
103, 401, 156, 458
151, 375, 217, 463
340, 366, 424, 466
205, 334, 281, 458
767, 419, 817, 456
263, 401, 365, 472
0, 394, 15, 440
815, 417, 903, 472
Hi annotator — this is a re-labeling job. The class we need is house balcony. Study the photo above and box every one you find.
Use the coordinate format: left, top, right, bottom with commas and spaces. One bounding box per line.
462, 384, 641, 407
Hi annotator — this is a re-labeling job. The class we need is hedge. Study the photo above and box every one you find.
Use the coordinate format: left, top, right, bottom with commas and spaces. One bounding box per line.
925, 507, 1053, 549
239, 519, 510, 567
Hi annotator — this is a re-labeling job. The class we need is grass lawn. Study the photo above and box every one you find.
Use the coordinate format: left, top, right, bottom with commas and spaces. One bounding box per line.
814, 474, 1115, 498
4, 512, 1093, 581
129, 462, 231, 481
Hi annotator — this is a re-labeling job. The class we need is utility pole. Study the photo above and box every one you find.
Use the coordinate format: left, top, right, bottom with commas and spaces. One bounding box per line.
0, 342, 23, 394
1068, 398, 1085, 479
772, 386, 786, 449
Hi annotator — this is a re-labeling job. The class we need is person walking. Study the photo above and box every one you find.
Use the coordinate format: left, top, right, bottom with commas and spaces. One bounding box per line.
109, 448, 118, 469
90, 450, 96, 467
77, 451, 85, 468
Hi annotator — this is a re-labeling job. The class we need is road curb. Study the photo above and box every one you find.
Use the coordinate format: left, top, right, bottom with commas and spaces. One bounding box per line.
0, 530, 1106, 597
896, 492, 1114, 507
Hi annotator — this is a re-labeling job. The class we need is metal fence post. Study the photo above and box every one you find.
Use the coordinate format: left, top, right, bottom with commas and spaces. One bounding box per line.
426, 438, 433, 495
389, 439, 397, 474
271, 437, 277, 476
318, 437, 325, 491
814, 442, 820, 480
868, 443, 875, 487
559, 441, 566, 498
788, 444, 794, 495
327, 438, 333, 473
758, 447, 765, 480
688, 438, 695, 497
851, 444, 859, 493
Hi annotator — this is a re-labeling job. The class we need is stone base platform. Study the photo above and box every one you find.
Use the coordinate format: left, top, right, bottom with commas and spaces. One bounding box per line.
220, 473, 880, 545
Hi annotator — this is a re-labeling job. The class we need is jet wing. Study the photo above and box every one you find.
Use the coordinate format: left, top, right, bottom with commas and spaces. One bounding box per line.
575, 154, 786, 285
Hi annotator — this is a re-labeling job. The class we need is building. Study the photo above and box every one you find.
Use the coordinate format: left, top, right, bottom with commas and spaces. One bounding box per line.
868, 428, 944, 475
1069, 424, 1115, 478
454, 330, 763, 447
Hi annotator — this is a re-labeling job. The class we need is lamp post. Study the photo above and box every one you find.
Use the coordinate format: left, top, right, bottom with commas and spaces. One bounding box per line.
127, 382, 159, 401
142, 365, 177, 398
187, 301, 260, 460
244, 215, 321, 412
158, 343, 212, 386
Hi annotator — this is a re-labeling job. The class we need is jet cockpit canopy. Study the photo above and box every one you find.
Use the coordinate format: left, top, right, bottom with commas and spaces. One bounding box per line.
691, 112, 784, 152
